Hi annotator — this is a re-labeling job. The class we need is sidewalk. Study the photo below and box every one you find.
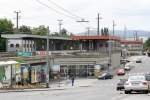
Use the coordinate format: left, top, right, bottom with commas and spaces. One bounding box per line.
0, 78, 98, 93
50, 78, 97, 89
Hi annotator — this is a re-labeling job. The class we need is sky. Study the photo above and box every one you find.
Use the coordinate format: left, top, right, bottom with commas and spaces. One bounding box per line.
0, 0, 150, 34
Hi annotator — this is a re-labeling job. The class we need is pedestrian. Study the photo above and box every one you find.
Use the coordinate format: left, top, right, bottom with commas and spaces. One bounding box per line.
71, 74, 75, 86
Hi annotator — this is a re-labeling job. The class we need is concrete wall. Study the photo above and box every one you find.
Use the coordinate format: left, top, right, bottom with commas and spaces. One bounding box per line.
7, 39, 23, 52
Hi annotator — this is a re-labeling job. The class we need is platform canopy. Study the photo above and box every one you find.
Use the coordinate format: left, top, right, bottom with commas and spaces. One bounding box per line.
0, 61, 18, 66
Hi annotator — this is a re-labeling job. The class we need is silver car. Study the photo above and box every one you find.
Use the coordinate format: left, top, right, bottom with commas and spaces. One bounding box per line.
124, 75, 149, 94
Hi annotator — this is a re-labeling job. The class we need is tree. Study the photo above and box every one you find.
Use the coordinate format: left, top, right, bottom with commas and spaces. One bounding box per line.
101, 28, 104, 35
32, 25, 48, 35
144, 38, 150, 50
61, 28, 68, 36
51, 32, 59, 36
101, 27, 109, 36
0, 18, 14, 52
19, 25, 32, 34
0, 18, 14, 35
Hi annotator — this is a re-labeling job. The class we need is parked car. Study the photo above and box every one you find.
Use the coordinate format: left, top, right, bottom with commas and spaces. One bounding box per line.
124, 62, 134, 71
124, 75, 149, 94
117, 68, 125, 76
136, 58, 142, 63
98, 72, 113, 80
124, 65, 130, 71
116, 79, 127, 91
120, 59, 130, 64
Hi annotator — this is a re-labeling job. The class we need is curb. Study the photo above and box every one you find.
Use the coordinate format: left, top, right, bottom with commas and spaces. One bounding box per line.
0, 85, 92, 93
0, 88, 66, 93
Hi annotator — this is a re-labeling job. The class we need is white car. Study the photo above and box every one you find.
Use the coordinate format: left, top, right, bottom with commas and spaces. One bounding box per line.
124, 65, 130, 70
124, 75, 149, 94
124, 62, 134, 70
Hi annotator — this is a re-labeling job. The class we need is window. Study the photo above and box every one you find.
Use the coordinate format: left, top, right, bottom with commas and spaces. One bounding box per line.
27, 44, 29, 48
10, 44, 14, 48
16, 44, 20, 48
24, 44, 26, 47
30, 44, 32, 48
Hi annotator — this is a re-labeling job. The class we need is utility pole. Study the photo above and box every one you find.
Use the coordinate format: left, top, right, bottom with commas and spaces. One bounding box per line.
135, 31, 138, 40
97, 13, 102, 36
108, 32, 112, 72
46, 26, 50, 88
57, 20, 63, 36
86, 27, 90, 36
14, 11, 21, 30
112, 20, 116, 36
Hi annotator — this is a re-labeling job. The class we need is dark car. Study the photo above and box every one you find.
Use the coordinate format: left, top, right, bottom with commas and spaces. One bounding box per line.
98, 72, 113, 80
120, 59, 130, 64
116, 79, 127, 91
136, 58, 142, 63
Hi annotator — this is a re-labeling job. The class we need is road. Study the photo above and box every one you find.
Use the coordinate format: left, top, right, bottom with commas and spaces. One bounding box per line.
0, 55, 150, 100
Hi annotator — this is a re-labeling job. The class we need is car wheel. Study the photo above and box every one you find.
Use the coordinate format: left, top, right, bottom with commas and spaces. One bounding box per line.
116, 88, 119, 91
144, 90, 149, 94
125, 90, 128, 94
128, 91, 131, 94
125, 90, 131, 94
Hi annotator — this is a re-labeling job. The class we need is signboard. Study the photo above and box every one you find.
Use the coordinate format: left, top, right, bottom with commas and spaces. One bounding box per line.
17, 52, 32, 56
36, 51, 51, 56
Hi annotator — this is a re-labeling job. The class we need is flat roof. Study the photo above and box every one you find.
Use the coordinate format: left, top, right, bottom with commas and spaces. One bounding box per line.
1, 34, 71, 40
0, 61, 18, 66
71, 35, 121, 41
121, 40, 143, 44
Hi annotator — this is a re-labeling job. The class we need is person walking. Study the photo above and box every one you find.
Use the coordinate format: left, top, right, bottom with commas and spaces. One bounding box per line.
71, 74, 75, 86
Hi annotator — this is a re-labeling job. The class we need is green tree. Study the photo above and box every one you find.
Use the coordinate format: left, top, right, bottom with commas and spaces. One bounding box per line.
19, 25, 32, 34
0, 18, 14, 52
52, 32, 59, 36
101, 28, 104, 35
101, 27, 109, 36
0, 18, 14, 35
144, 38, 150, 50
32, 25, 48, 35
61, 28, 68, 36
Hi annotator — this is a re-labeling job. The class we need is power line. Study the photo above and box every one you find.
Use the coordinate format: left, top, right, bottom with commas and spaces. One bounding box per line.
35, 0, 78, 20
47, 0, 83, 19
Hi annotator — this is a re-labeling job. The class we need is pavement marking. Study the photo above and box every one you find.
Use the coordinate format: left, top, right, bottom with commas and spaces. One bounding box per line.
111, 94, 128, 100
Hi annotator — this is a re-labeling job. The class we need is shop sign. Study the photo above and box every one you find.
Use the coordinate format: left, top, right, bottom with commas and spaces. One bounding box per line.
17, 52, 32, 56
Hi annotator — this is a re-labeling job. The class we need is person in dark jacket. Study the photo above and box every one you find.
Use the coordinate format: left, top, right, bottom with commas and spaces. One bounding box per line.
71, 74, 75, 86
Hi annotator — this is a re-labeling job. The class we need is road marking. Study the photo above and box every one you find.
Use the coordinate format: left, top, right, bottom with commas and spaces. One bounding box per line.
111, 94, 128, 100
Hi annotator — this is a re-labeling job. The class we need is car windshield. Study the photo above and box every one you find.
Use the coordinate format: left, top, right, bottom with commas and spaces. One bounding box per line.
145, 75, 150, 81
102, 73, 107, 76
128, 75, 145, 81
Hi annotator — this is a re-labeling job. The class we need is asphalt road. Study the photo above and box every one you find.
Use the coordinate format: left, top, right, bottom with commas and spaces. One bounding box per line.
0, 55, 150, 100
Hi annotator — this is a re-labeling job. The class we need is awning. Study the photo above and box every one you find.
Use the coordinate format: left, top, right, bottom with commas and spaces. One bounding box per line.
0, 61, 18, 66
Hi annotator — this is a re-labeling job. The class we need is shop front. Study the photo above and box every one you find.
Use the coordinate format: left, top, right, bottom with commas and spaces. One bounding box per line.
0, 61, 19, 89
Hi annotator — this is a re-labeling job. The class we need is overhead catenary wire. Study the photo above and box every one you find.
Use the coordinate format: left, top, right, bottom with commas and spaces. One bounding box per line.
35, 0, 79, 20
47, 0, 83, 19
35, 0, 90, 32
